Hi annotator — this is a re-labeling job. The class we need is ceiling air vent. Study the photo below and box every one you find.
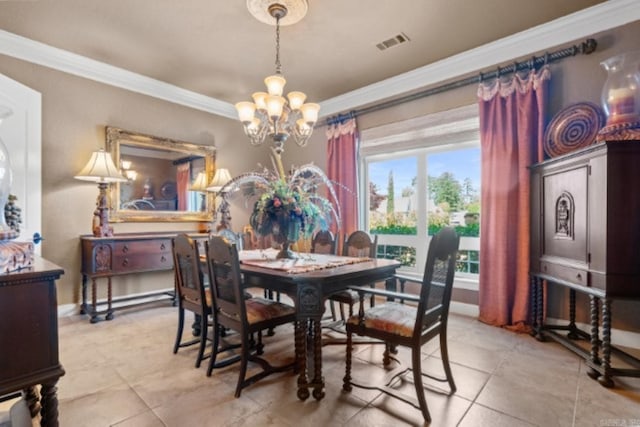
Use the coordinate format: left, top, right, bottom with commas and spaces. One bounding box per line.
376, 32, 410, 51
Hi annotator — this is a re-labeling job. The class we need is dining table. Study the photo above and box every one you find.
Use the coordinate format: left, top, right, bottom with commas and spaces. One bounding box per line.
237, 249, 401, 401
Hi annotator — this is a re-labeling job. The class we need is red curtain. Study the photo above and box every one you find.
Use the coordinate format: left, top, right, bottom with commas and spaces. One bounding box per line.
477, 66, 550, 330
176, 163, 191, 211
326, 118, 359, 243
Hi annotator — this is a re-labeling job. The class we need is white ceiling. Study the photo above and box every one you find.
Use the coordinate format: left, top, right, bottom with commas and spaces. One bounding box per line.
0, 0, 631, 119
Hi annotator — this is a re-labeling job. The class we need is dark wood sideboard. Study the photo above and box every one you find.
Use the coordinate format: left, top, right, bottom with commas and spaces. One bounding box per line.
80, 232, 207, 323
529, 139, 640, 387
0, 257, 65, 426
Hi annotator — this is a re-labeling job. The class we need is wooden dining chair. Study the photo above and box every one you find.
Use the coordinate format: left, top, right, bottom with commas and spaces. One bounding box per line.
310, 229, 338, 255
343, 227, 460, 424
204, 235, 297, 397
328, 230, 378, 321
172, 233, 212, 368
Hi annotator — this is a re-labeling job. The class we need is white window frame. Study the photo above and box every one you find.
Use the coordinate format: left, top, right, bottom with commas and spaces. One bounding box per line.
359, 104, 480, 289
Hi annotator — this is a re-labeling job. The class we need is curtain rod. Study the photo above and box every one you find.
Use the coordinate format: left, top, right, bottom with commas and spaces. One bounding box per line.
326, 38, 597, 126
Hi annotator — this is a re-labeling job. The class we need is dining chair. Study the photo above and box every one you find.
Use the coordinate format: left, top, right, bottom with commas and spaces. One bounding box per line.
204, 235, 297, 397
310, 229, 337, 255
172, 233, 212, 368
343, 227, 460, 423
328, 230, 378, 321
310, 229, 339, 321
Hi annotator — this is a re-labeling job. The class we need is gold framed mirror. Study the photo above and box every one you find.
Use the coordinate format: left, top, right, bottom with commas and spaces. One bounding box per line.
106, 126, 216, 222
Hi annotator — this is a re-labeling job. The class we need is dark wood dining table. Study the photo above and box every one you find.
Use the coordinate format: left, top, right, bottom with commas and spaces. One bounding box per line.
238, 250, 401, 401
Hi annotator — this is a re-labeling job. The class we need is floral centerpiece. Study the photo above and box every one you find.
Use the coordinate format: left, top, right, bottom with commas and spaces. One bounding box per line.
217, 148, 341, 259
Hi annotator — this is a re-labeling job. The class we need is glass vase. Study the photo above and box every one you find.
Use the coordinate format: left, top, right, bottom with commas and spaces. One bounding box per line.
600, 50, 640, 127
0, 105, 16, 240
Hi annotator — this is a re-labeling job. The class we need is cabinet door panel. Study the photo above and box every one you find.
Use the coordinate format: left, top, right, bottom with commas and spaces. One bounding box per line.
542, 165, 588, 264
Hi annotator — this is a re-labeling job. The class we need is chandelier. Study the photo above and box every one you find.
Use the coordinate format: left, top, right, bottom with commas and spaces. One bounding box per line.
235, 1, 320, 154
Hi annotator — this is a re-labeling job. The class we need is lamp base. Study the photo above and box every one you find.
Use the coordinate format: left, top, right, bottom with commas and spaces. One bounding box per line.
92, 182, 114, 237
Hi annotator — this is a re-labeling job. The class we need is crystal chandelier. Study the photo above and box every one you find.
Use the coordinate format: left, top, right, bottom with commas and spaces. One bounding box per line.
235, 1, 320, 154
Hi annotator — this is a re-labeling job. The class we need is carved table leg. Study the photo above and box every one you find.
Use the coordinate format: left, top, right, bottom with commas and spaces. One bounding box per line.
567, 289, 579, 339
40, 380, 59, 427
295, 320, 309, 400
90, 278, 99, 323
105, 277, 114, 321
311, 318, 325, 400
587, 295, 601, 380
23, 386, 40, 418
598, 298, 614, 388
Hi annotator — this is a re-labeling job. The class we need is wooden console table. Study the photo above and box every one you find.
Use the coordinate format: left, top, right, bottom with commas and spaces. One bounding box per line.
80, 232, 207, 323
529, 140, 640, 387
0, 257, 65, 426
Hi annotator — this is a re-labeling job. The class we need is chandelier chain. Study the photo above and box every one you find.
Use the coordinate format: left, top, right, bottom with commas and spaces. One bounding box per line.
275, 15, 282, 75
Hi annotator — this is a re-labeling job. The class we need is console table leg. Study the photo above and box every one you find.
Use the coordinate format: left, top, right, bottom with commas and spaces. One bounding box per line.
105, 277, 114, 321
598, 298, 614, 388
40, 380, 59, 427
80, 274, 88, 315
90, 278, 100, 323
587, 295, 601, 379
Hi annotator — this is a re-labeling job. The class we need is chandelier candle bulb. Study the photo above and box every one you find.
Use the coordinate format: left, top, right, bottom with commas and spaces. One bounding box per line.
252, 92, 268, 109
266, 95, 286, 119
287, 91, 306, 110
236, 102, 256, 123
265, 74, 286, 96
300, 103, 320, 124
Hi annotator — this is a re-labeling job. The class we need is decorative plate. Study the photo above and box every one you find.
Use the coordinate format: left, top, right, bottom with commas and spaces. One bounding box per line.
544, 102, 605, 158
160, 181, 177, 200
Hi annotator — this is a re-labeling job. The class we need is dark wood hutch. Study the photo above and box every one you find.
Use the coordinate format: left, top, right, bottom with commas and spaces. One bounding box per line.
529, 139, 640, 387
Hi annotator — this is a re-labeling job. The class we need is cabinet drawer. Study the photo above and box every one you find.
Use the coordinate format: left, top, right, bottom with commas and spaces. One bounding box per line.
113, 253, 173, 273
540, 261, 588, 287
115, 239, 171, 256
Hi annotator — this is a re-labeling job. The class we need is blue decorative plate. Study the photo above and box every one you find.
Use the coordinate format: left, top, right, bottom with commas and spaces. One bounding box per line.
544, 102, 605, 158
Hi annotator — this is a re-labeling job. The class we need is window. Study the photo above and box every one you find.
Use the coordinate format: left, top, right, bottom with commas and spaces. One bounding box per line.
359, 105, 480, 280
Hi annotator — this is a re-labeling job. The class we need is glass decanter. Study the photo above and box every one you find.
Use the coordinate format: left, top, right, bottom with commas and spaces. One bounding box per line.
600, 50, 640, 127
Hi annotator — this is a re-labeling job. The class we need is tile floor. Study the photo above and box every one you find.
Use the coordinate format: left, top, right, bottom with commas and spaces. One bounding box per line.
2, 300, 640, 427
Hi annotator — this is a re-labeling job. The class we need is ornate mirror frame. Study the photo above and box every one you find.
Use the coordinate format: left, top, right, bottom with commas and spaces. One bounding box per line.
106, 126, 216, 222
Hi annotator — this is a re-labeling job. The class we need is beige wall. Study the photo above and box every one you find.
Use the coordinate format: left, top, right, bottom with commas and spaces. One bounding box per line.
0, 55, 271, 306
1, 20, 639, 333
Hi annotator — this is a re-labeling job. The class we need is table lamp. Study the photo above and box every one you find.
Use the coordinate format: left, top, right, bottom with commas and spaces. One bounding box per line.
75, 149, 127, 237
207, 168, 232, 230
189, 171, 210, 211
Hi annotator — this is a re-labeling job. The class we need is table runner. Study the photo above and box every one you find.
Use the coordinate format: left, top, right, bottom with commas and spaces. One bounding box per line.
239, 248, 370, 274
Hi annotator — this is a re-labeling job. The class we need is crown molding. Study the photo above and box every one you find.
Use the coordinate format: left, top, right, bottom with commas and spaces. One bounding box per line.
0, 30, 237, 119
319, 0, 640, 117
0, 0, 638, 119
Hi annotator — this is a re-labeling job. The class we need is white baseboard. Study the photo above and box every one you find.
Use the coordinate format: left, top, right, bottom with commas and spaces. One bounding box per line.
57, 288, 175, 318
450, 301, 479, 318
546, 317, 640, 351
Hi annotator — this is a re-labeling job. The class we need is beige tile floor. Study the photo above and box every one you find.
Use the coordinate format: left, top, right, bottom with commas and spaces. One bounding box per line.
2, 301, 640, 427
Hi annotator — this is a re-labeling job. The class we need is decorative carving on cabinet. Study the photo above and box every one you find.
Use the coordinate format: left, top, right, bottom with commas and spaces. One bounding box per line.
555, 192, 574, 239
94, 244, 112, 272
